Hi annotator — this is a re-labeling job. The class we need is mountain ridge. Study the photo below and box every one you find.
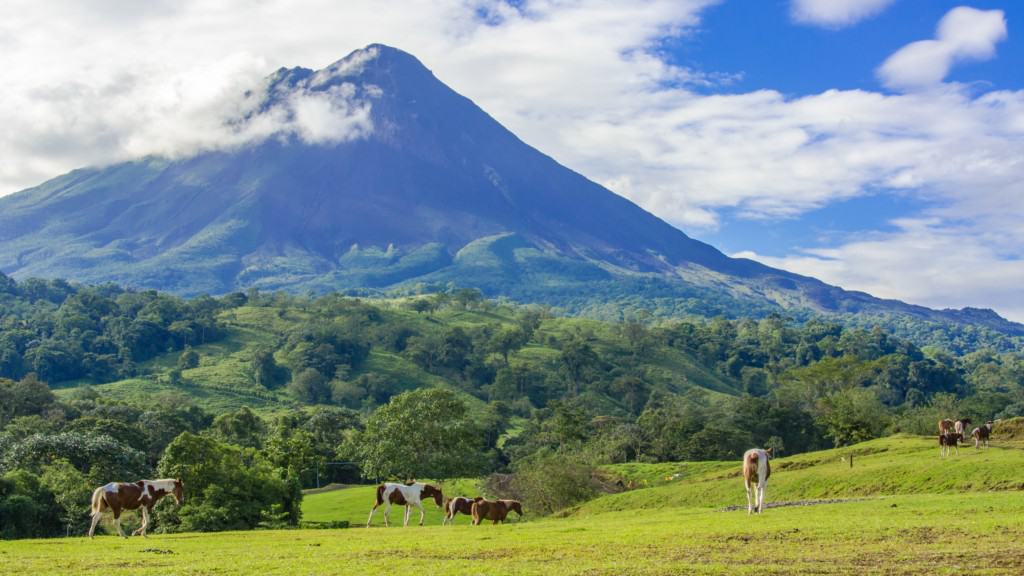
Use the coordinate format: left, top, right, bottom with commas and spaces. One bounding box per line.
0, 44, 1020, 336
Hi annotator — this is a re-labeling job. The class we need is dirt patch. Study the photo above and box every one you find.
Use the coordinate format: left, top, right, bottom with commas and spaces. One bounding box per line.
302, 483, 354, 495
719, 498, 869, 512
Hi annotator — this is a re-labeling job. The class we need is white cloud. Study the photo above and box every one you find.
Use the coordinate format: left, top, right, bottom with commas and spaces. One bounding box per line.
736, 216, 1024, 323
791, 0, 896, 28
0, 0, 1022, 319
878, 7, 1007, 90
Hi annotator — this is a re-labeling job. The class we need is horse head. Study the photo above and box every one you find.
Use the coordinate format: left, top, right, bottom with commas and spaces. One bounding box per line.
423, 484, 444, 507
173, 479, 185, 505
764, 447, 774, 459
507, 500, 524, 516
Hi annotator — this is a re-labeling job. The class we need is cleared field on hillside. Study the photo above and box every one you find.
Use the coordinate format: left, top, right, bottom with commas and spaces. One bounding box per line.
580, 435, 1024, 515
3, 493, 1023, 575
51, 302, 738, 414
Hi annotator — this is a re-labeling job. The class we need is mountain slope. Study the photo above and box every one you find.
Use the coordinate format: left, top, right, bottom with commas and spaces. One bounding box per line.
0, 44, 1020, 335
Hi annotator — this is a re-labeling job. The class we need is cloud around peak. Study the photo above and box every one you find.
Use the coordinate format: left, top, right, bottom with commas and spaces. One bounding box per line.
877, 6, 1007, 91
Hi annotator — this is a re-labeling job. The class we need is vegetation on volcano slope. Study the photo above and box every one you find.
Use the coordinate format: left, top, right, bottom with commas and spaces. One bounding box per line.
2, 273, 1023, 541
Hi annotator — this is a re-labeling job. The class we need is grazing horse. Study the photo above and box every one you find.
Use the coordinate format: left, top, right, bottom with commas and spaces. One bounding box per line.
742, 447, 773, 514
971, 421, 994, 448
88, 479, 184, 538
470, 497, 522, 525
366, 482, 443, 527
443, 496, 476, 525
500, 499, 524, 520
939, 431, 962, 457
954, 418, 972, 439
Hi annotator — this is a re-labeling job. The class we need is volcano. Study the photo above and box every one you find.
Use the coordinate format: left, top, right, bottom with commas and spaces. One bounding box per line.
0, 44, 1018, 334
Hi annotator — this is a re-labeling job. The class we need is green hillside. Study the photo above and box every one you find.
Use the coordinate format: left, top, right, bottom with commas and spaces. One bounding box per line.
51, 299, 738, 414
578, 435, 1024, 515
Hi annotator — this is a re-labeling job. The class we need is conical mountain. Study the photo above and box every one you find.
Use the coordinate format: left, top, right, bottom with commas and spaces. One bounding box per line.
0, 45, 1019, 334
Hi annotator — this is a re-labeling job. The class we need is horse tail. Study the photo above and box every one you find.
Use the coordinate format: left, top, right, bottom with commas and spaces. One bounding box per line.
91, 486, 106, 516
375, 484, 385, 507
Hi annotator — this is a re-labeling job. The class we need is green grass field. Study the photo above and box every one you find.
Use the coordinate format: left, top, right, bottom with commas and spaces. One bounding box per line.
302, 478, 484, 526
3, 436, 1024, 575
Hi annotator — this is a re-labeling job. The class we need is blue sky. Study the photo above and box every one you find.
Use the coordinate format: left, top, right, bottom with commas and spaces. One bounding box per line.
681, 0, 1023, 260
0, 0, 1021, 320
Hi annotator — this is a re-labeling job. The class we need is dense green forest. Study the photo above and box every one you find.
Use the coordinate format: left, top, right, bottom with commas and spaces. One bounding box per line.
1, 272, 1022, 538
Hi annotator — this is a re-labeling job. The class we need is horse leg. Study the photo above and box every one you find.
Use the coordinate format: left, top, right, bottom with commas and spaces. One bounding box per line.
383, 502, 391, 528
88, 511, 103, 538
139, 507, 150, 538
403, 505, 411, 527
745, 480, 753, 515
113, 512, 127, 539
758, 482, 767, 513
366, 503, 379, 528
132, 508, 146, 537
416, 502, 425, 526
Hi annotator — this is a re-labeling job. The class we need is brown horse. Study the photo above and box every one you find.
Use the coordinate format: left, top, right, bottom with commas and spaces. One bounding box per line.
470, 498, 523, 525
443, 496, 475, 525
88, 479, 184, 538
938, 419, 954, 435
939, 431, 962, 457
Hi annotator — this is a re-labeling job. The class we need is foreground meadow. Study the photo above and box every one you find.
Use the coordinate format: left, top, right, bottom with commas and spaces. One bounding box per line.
2, 493, 1024, 575
4, 436, 1024, 575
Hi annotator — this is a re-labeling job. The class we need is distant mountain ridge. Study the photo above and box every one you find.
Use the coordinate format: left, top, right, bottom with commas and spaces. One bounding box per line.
0, 44, 1020, 337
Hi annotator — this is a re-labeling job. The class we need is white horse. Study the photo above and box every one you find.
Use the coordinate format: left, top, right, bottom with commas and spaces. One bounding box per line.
366, 482, 443, 527
743, 448, 773, 514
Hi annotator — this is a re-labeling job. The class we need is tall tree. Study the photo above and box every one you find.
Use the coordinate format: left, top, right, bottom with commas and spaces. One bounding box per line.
355, 389, 486, 480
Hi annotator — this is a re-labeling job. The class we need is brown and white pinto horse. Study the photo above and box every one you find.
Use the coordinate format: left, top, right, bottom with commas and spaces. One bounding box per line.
366, 482, 443, 527
470, 497, 523, 525
971, 421, 994, 448
954, 418, 972, 439
742, 447, 773, 514
939, 431, 962, 457
938, 419, 955, 435
443, 496, 475, 525
88, 479, 184, 538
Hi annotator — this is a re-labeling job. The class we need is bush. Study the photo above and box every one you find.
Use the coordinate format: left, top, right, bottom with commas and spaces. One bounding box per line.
507, 450, 596, 516
0, 470, 62, 539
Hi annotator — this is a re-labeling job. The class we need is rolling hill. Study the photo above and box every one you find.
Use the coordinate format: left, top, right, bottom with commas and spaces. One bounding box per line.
0, 44, 1020, 337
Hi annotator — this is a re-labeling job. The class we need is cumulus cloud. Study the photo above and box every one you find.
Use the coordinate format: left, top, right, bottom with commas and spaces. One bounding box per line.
878, 7, 1007, 91
0, 0, 1022, 318
790, 0, 896, 28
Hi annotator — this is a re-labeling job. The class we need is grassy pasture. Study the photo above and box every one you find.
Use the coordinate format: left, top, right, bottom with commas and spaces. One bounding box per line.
582, 434, 1024, 515
3, 493, 1023, 575
3, 436, 1024, 575
302, 478, 484, 526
